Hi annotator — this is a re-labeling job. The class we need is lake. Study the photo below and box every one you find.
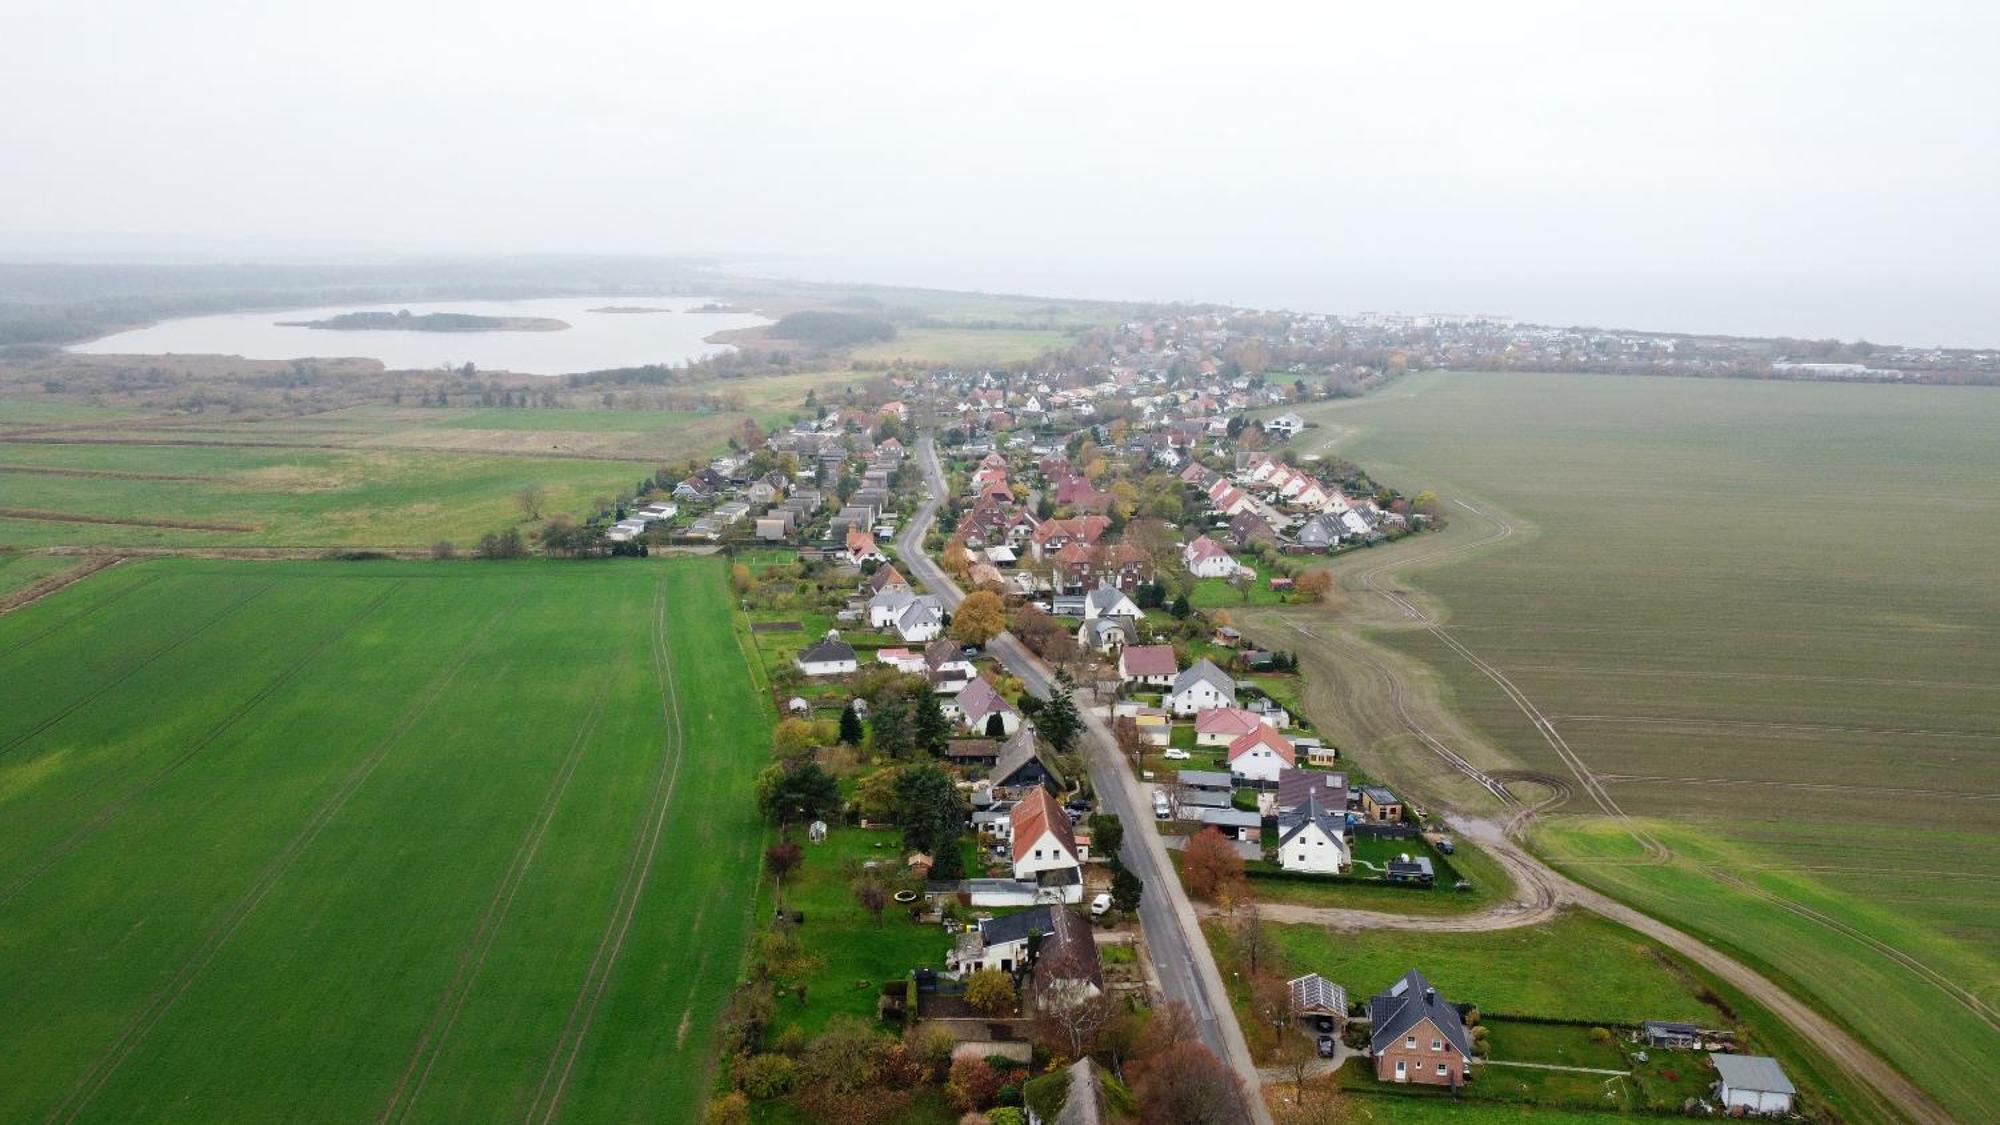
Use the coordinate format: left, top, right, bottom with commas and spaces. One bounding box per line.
68, 296, 771, 375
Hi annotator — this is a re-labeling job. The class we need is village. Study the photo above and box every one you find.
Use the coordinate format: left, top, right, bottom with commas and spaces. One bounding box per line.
569, 309, 1819, 1123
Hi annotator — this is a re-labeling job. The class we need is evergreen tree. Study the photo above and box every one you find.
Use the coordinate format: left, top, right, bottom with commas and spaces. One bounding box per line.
1040, 672, 1083, 756
1170, 595, 1192, 619
912, 688, 951, 757
1111, 866, 1144, 912
839, 703, 864, 746
870, 694, 915, 759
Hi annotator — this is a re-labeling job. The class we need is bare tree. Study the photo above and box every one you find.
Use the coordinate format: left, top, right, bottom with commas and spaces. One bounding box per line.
517, 483, 547, 521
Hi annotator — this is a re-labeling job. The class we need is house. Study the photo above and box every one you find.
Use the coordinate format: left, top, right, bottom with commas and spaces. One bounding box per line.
1293, 512, 1343, 550
1050, 594, 1088, 618
1288, 973, 1349, 1027
1642, 1021, 1700, 1049
794, 632, 858, 677
868, 586, 920, 629
1385, 855, 1434, 884
1183, 535, 1240, 579
958, 677, 1023, 736
944, 739, 1002, 769
866, 564, 911, 595
1227, 725, 1295, 784
991, 725, 1064, 794
1077, 616, 1136, 654
1276, 768, 1347, 816
1081, 584, 1143, 622
924, 637, 977, 682
846, 527, 890, 567
893, 597, 945, 643
1194, 707, 1265, 747
1229, 510, 1279, 549
875, 646, 927, 674
1130, 708, 1171, 747
1370, 970, 1470, 1086
1028, 907, 1104, 1009
1011, 787, 1085, 903
1360, 785, 1404, 823
1166, 659, 1236, 715
1117, 644, 1178, 687
1711, 1054, 1796, 1116
950, 904, 1053, 975
1029, 1058, 1110, 1125
1276, 792, 1350, 874
1262, 412, 1305, 438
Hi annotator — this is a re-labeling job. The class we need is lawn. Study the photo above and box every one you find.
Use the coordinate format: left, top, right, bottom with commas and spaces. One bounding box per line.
1269, 370, 2000, 1119
760, 826, 955, 1038
0, 554, 772, 1121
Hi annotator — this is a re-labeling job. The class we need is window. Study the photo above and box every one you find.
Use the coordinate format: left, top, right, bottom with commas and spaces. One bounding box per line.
1436, 1063, 1448, 1076
1432, 1039, 1442, 1051
1405, 1036, 1416, 1049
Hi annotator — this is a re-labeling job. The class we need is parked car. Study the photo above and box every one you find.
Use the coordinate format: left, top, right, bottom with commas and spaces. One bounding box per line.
1437, 837, 1456, 854
1089, 893, 1112, 917
1162, 749, 1191, 761
1317, 1034, 1336, 1059
1314, 1014, 1336, 1033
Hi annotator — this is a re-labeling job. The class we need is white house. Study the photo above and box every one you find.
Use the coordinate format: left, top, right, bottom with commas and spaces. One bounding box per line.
1712, 1055, 1796, 1116
949, 904, 1055, 975
1166, 659, 1236, 715
1184, 535, 1240, 578
893, 597, 945, 643
868, 586, 919, 629
1118, 644, 1179, 687
1194, 707, 1266, 747
1010, 788, 1084, 903
1262, 412, 1305, 438
1082, 584, 1143, 622
846, 527, 889, 567
794, 632, 858, 677
1276, 792, 1350, 874
957, 677, 1022, 736
1227, 724, 1295, 784
875, 647, 927, 674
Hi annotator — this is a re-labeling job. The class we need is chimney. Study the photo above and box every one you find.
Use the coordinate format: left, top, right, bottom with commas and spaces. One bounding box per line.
1425, 987, 1436, 1004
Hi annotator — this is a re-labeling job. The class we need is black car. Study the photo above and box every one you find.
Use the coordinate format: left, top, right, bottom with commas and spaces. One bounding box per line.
1316, 1034, 1336, 1059
1314, 1014, 1336, 1033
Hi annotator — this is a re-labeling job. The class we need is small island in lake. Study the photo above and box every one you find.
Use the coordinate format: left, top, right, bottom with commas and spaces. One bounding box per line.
276, 310, 570, 332
686, 302, 749, 313
587, 305, 674, 314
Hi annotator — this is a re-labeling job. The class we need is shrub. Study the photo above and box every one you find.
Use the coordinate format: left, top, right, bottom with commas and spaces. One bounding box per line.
1590, 1026, 1613, 1043
734, 1053, 796, 1099
947, 1056, 1006, 1111
703, 1091, 749, 1125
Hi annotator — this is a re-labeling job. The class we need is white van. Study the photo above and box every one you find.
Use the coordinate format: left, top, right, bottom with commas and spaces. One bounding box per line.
1090, 893, 1113, 917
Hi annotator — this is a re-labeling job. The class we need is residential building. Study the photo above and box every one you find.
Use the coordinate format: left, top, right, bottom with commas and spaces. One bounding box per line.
1117, 644, 1178, 687
1276, 792, 1350, 874
794, 632, 858, 677
1166, 659, 1236, 715
1227, 724, 1295, 784
1370, 970, 1470, 1087
1194, 707, 1265, 746
1011, 787, 1085, 903
1183, 535, 1240, 578
958, 677, 1023, 736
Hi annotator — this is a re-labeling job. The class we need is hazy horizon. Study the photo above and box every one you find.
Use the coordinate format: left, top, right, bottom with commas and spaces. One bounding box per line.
6, 1, 1997, 347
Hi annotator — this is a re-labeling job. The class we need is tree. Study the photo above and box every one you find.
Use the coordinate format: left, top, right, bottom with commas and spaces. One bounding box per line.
1232, 902, 1281, 976
893, 763, 965, 859
1112, 866, 1144, 912
1111, 716, 1144, 773
853, 765, 902, 822
1034, 989, 1119, 1063
730, 563, 753, 595
772, 717, 820, 760
1133, 1041, 1251, 1125
941, 538, 971, 580
852, 868, 888, 926
1088, 812, 1124, 860
1249, 970, 1294, 1059
764, 841, 803, 906
1294, 569, 1333, 604
704, 1091, 750, 1125
951, 590, 1007, 645
839, 702, 865, 746
517, 483, 546, 521
912, 688, 951, 757
755, 761, 841, 827
964, 969, 1017, 1016
1170, 594, 1192, 620
1184, 829, 1246, 902
869, 693, 915, 759
946, 1056, 1007, 1112
1039, 673, 1082, 755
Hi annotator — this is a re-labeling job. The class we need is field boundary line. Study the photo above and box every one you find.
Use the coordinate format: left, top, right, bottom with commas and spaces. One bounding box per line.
0, 569, 161, 656
0, 555, 126, 618
1548, 713, 1998, 742
381, 686, 611, 1122
48, 591, 523, 1124
1, 580, 276, 759
0, 581, 404, 907
522, 577, 688, 1124
0, 507, 258, 532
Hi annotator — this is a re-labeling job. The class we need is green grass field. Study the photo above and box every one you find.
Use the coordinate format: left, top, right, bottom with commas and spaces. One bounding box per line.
0, 549, 82, 596
0, 554, 771, 1121
1286, 371, 2000, 1119
0, 399, 805, 549
849, 327, 1075, 366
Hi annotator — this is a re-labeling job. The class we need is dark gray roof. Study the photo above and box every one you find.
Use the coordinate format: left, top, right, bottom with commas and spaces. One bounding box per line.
1180, 789, 1233, 809
1197, 807, 1261, 830
1369, 969, 1471, 1057
1711, 1054, 1795, 1097
1177, 769, 1234, 790
1277, 792, 1345, 849
1171, 658, 1234, 697
990, 724, 1062, 789
798, 636, 857, 664
977, 904, 1055, 947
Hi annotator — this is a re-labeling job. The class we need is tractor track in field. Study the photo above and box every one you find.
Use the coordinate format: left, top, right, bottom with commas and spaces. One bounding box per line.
47, 594, 522, 1124
0, 555, 128, 618
0, 569, 161, 655
1599, 774, 2000, 802
381, 688, 611, 1123
0, 582, 403, 908
0, 580, 274, 760
0, 507, 259, 532
1549, 713, 1999, 742
521, 578, 689, 1124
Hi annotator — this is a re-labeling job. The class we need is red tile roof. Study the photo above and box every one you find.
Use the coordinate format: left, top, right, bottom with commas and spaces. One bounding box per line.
1119, 644, 1178, 677
1011, 787, 1076, 865
1228, 724, 1296, 766
1195, 707, 1263, 738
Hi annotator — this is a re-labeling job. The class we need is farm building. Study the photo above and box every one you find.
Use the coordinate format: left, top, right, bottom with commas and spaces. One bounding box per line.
1711, 1054, 1796, 1115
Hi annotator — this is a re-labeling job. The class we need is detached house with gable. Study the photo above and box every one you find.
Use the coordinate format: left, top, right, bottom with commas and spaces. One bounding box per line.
1166, 659, 1236, 715
1010, 787, 1085, 904
1370, 970, 1471, 1087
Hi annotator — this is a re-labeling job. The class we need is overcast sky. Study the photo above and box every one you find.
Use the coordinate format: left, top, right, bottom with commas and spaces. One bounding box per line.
6, 1, 1997, 343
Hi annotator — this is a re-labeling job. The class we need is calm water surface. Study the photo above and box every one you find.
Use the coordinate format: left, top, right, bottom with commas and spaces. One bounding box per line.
69, 296, 770, 375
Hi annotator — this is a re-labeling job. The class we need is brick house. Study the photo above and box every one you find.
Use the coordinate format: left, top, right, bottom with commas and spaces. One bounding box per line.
1369, 969, 1471, 1087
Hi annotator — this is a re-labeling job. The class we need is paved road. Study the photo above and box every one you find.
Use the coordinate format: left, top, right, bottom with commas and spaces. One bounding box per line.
897, 436, 1270, 1122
